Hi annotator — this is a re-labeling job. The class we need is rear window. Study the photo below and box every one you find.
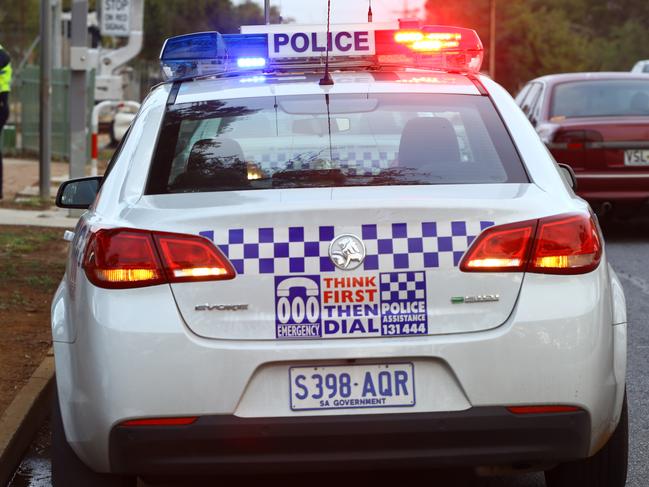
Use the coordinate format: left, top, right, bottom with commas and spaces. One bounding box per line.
146, 93, 528, 194
551, 79, 649, 118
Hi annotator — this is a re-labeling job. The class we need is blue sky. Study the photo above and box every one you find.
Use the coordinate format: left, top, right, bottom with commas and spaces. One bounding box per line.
235, 0, 426, 24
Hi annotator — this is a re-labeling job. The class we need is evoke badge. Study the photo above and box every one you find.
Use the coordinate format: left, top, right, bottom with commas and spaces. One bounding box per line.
195, 304, 249, 311
329, 234, 366, 270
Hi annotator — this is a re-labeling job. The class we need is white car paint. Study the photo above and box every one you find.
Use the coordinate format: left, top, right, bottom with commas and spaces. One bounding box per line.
631, 59, 649, 73
52, 70, 627, 473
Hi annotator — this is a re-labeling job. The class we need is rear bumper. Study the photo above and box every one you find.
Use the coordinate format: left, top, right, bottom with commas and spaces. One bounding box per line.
574, 173, 649, 205
109, 408, 590, 475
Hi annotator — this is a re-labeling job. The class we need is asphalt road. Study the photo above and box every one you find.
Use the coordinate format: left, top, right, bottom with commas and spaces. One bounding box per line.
9, 216, 649, 487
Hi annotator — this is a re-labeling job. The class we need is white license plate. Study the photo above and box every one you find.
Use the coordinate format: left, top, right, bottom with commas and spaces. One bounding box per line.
289, 363, 415, 411
624, 149, 649, 166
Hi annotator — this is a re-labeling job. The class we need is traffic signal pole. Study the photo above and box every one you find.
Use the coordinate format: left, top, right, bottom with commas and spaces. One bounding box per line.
69, 0, 88, 182
39, 0, 52, 200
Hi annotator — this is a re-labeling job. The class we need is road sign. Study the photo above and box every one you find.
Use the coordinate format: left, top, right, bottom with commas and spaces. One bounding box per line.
101, 0, 131, 37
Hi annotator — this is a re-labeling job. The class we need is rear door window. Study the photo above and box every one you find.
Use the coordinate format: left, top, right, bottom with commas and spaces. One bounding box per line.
146, 93, 528, 194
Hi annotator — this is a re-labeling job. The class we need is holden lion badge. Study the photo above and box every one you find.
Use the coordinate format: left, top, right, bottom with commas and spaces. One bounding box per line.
329, 234, 366, 270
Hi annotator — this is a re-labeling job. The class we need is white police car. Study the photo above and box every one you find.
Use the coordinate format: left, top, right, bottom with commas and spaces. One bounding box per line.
52, 19, 628, 487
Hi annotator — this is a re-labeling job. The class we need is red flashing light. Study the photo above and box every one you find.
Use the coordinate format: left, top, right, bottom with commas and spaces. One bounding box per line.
394, 31, 425, 44
389, 25, 484, 73
120, 417, 198, 427
507, 406, 581, 415
83, 228, 236, 289
460, 213, 602, 275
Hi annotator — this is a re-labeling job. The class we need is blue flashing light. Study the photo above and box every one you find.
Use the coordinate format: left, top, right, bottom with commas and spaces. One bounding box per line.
223, 33, 269, 68
239, 76, 267, 84
160, 32, 227, 81
237, 57, 267, 69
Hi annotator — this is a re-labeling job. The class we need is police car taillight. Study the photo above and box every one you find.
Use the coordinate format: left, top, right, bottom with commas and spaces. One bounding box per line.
83, 229, 235, 289
460, 213, 602, 275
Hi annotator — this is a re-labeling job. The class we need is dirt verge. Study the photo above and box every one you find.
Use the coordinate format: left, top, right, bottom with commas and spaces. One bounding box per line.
0, 226, 68, 416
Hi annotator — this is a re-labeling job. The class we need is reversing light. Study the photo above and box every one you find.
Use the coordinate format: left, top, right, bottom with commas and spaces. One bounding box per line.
237, 57, 267, 69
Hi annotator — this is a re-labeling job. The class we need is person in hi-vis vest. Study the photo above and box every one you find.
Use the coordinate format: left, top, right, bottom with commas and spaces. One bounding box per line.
0, 43, 11, 200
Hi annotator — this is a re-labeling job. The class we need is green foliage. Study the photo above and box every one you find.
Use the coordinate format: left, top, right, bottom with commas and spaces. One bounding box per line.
425, 0, 649, 93
0, 0, 41, 63
141, 0, 281, 60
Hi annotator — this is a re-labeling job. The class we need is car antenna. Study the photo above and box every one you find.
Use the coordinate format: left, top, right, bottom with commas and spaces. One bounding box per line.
319, 0, 334, 86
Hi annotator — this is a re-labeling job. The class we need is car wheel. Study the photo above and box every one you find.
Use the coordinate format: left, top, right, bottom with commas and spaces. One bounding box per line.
545, 393, 628, 487
51, 387, 137, 487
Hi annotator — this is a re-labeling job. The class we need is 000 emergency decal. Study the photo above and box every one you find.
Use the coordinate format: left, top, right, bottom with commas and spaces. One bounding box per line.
274, 272, 428, 339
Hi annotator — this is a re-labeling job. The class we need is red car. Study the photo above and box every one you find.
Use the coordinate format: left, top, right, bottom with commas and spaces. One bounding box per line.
516, 72, 649, 214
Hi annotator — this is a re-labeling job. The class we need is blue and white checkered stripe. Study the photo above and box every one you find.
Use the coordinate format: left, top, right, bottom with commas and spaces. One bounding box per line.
200, 220, 494, 275
380, 271, 427, 302
253, 148, 397, 176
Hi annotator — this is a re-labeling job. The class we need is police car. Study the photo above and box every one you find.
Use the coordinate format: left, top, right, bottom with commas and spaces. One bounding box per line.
52, 19, 628, 487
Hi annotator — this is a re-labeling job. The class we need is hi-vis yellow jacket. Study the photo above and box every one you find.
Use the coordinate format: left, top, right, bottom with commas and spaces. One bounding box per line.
0, 43, 12, 93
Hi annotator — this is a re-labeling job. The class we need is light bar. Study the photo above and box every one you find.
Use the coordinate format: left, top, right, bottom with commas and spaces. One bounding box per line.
159, 22, 485, 82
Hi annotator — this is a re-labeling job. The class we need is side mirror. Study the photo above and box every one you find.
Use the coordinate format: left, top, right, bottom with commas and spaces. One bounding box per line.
55, 176, 102, 209
558, 163, 577, 190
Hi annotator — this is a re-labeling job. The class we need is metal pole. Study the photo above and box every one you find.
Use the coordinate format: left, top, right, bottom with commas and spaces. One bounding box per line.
489, 0, 496, 80
39, 0, 52, 200
90, 100, 140, 176
69, 0, 88, 181
265, 0, 271, 24
52, 0, 63, 69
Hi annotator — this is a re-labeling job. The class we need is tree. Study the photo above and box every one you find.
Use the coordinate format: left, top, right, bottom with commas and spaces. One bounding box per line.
425, 0, 649, 93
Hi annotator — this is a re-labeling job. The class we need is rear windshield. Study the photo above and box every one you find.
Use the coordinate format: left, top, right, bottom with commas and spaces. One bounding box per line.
551, 80, 649, 118
146, 93, 528, 194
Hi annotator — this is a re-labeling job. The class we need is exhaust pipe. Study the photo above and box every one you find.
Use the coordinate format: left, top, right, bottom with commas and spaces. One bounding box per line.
597, 201, 613, 217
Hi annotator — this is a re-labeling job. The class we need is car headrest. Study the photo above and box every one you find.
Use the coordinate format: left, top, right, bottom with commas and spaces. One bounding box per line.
629, 92, 649, 114
398, 117, 461, 167
187, 138, 245, 175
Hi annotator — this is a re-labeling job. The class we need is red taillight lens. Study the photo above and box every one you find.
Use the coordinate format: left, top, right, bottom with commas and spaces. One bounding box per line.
154, 234, 235, 283
507, 406, 581, 415
460, 213, 602, 275
459, 220, 536, 272
553, 129, 603, 150
83, 228, 235, 289
83, 229, 166, 288
119, 417, 198, 427
528, 214, 602, 275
